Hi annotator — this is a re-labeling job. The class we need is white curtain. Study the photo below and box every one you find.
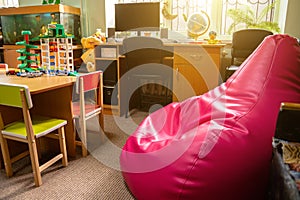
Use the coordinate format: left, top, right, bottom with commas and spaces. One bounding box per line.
0, 0, 19, 8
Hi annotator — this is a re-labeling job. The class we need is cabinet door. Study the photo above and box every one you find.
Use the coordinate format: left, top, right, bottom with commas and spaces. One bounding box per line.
173, 46, 220, 102
4, 47, 21, 68
173, 62, 208, 102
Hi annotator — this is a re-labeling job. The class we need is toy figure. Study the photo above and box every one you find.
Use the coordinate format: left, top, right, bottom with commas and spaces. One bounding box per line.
207, 31, 220, 44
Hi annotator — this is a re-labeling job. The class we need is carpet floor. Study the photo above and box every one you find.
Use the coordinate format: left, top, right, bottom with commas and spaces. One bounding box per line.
0, 111, 149, 200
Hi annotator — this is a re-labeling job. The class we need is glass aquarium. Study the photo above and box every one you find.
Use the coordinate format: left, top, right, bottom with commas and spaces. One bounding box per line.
0, 5, 81, 44
0, 19, 3, 46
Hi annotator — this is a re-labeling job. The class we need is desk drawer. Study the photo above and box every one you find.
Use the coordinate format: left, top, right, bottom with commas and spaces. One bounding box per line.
174, 47, 206, 64
174, 46, 220, 67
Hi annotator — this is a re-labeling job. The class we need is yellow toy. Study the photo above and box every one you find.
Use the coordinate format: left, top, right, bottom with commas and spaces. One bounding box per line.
81, 36, 102, 49
81, 29, 106, 64
207, 31, 220, 44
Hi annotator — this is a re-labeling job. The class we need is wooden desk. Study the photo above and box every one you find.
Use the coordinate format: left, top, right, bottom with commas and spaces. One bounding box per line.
94, 42, 225, 115
0, 75, 77, 157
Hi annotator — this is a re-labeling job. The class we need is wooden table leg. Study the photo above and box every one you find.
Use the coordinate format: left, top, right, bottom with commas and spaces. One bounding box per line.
31, 85, 76, 157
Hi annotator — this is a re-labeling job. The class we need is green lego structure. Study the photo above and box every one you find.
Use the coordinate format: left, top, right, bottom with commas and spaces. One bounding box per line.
15, 30, 40, 75
39, 23, 74, 39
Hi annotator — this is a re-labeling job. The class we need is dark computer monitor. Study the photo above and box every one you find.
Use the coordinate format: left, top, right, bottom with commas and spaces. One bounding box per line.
115, 2, 160, 32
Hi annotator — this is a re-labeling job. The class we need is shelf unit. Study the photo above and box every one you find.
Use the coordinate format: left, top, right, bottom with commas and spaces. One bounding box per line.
94, 44, 120, 115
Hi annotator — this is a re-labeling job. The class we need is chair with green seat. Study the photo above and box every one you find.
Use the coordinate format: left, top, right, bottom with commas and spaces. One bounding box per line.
0, 83, 68, 187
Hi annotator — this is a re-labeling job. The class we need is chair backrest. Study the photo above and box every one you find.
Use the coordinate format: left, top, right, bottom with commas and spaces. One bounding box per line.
231, 29, 273, 65
76, 71, 102, 94
75, 71, 103, 112
0, 83, 33, 109
123, 36, 164, 70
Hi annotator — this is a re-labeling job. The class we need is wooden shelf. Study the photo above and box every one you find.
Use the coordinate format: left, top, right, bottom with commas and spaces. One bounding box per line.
95, 58, 118, 61
0, 4, 80, 16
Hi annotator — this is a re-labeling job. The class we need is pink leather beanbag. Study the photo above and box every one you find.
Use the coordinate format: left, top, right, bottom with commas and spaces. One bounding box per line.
120, 34, 300, 200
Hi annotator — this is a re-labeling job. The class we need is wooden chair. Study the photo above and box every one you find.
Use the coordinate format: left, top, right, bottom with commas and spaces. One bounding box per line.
72, 71, 104, 157
0, 83, 68, 187
122, 36, 172, 117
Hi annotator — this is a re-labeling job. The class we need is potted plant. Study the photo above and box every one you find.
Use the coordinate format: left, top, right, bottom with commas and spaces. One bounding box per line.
227, 1, 280, 34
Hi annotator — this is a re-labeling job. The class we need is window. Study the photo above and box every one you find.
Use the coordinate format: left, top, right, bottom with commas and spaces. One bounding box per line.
107, 0, 287, 39
0, 0, 19, 8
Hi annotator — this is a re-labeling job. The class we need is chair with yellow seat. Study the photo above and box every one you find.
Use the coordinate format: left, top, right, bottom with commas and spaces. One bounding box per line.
0, 83, 68, 187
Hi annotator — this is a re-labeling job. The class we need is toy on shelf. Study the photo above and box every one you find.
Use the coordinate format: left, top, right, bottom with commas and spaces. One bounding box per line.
80, 28, 105, 72
205, 31, 221, 44
39, 23, 76, 76
15, 30, 42, 77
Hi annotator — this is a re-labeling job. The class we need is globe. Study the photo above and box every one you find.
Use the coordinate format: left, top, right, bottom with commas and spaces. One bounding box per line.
187, 11, 210, 41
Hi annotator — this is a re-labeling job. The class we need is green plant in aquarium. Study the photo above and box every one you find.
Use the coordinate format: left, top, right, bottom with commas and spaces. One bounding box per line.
227, 1, 280, 34
42, 0, 60, 5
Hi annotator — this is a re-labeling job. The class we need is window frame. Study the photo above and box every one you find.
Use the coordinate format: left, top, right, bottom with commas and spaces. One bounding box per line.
106, 0, 287, 40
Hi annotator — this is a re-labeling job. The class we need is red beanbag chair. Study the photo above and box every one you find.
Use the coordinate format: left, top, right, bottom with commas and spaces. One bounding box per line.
120, 34, 300, 200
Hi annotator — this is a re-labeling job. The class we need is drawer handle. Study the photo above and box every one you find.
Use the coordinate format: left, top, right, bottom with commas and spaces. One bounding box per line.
190, 54, 202, 60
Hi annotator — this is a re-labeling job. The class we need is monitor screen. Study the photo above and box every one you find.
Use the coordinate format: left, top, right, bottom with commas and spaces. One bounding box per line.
115, 2, 160, 32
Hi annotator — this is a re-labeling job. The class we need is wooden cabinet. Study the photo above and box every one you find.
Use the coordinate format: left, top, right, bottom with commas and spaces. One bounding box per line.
172, 44, 224, 102
3, 45, 22, 68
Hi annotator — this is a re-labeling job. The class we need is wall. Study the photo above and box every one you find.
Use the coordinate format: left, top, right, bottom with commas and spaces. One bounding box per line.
80, 0, 105, 37
284, 0, 300, 38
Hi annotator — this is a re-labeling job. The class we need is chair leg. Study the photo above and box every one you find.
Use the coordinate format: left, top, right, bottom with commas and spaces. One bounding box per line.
58, 127, 68, 167
79, 116, 88, 157
81, 143, 88, 157
36, 138, 42, 159
81, 127, 88, 157
99, 113, 104, 133
98, 114, 106, 143
0, 135, 13, 177
27, 136, 42, 186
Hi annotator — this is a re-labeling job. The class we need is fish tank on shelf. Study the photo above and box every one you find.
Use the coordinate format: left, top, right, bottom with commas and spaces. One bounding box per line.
0, 4, 81, 44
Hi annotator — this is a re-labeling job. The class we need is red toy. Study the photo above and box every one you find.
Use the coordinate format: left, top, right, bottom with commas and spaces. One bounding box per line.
120, 35, 300, 200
